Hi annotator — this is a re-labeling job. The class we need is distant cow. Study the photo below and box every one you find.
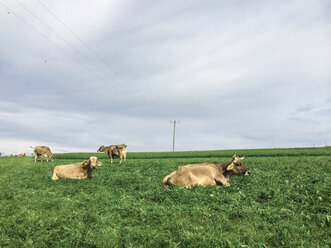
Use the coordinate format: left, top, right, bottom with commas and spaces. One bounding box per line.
11, 153, 26, 157
97, 144, 127, 164
52, 156, 102, 180
33, 146, 54, 162
163, 154, 250, 188
0, 152, 2, 156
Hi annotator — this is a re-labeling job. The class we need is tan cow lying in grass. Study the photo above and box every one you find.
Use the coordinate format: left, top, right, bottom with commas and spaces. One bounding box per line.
13, 153, 26, 157
163, 154, 250, 188
97, 144, 127, 164
52, 156, 102, 180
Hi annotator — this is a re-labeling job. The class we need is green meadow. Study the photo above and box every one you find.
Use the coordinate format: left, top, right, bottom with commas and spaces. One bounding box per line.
0, 147, 330, 247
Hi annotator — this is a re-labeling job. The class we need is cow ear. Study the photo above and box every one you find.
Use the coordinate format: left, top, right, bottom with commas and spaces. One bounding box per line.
227, 163, 234, 171
232, 154, 237, 160
97, 161, 102, 166
82, 160, 89, 168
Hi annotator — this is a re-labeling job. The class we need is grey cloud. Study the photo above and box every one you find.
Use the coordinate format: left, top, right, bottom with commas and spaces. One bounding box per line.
0, 0, 330, 154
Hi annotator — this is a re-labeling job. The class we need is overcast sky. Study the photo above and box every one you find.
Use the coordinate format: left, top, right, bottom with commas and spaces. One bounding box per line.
0, 0, 330, 155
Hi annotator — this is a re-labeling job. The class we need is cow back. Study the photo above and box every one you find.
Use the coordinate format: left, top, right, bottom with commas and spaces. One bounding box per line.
34, 146, 53, 158
177, 163, 221, 178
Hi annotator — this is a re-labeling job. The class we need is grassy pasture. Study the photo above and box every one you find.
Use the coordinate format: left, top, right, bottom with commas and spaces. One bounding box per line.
0, 148, 330, 247
56, 146, 331, 160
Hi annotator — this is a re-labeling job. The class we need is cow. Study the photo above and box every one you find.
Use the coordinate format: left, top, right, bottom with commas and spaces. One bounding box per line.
163, 154, 250, 188
11, 153, 26, 157
97, 144, 127, 164
0, 152, 2, 156
33, 146, 54, 162
52, 156, 102, 180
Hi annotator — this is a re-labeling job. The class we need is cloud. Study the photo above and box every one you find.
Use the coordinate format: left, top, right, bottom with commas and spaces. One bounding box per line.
0, 0, 330, 154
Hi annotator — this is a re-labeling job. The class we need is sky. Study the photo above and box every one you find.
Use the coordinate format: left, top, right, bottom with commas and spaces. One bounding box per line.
0, 0, 330, 155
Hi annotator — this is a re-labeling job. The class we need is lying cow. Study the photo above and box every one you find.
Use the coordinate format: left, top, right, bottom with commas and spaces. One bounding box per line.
52, 156, 102, 180
163, 154, 250, 188
33, 146, 54, 162
11, 153, 26, 157
97, 144, 127, 164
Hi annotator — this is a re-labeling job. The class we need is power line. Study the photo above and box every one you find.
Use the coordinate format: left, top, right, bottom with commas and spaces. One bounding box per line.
2, 1, 166, 115
15, 0, 129, 97
36, 0, 167, 114
0, 1, 107, 83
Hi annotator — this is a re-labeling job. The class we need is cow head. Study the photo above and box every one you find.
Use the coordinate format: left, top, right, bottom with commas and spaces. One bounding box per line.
51, 155, 55, 162
83, 156, 102, 169
97, 145, 105, 152
227, 154, 250, 176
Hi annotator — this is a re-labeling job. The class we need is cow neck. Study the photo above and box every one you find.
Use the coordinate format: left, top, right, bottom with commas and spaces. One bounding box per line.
81, 162, 93, 178
86, 166, 93, 178
217, 160, 235, 179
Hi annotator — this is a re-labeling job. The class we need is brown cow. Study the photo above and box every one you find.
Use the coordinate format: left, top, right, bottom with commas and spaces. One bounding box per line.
11, 153, 26, 157
97, 144, 127, 164
163, 154, 250, 188
33, 146, 54, 162
52, 156, 102, 180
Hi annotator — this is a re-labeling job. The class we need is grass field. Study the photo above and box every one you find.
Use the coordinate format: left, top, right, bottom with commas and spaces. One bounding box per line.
0, 147, 330, 247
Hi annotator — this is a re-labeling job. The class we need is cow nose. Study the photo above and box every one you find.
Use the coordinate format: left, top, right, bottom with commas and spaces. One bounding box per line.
245, 171, 251, 176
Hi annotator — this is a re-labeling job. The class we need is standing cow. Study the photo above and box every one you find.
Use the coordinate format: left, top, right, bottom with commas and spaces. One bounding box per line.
97, 144, 127, 164
163, 154, 250, 188
33, 146, 54, 162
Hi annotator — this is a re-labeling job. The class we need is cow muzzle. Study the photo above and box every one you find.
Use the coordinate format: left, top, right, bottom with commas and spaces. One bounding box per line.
244, 171, 251, 176
92, 165, 97, 169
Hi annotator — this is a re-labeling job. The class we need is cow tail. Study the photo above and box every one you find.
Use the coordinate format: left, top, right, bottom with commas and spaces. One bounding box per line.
163, 175, 174, 189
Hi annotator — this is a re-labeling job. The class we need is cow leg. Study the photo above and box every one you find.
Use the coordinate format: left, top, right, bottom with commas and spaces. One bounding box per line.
199, 176, 217, 186
188, 173, 216, 187
171, 171, 197, 187
214, 177, 230, 186
107, 151, 113, 164
34, 154, 38, 162
119, 155, 122, 164
46, 156, 49, 162
183, 172, 199, 188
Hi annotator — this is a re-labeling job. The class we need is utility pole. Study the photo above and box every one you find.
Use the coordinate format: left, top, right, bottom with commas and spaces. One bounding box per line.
170, 120, 180, 152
